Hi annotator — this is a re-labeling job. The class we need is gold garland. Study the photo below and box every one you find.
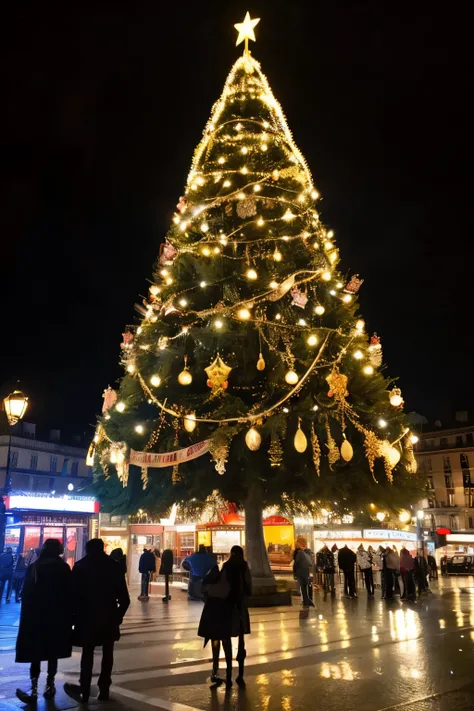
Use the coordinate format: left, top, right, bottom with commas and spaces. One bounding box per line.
324, 419, 340, 469
311, 423, 321, 476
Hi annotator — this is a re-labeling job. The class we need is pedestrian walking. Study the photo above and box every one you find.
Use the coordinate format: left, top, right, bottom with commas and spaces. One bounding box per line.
0, 546, 14, 603
182, 545, 216, 600
9, 553, 28, 602
338, 545, 357, 598
64, 538, 130, 703
384, 547, 400, 599
428, 553, 438, 580
317, 544, 336, 595
138, 547, 155, 600
414, 551, 429, 594
110, 547, 127, 577
15, 539, 72, 703
400, 548, 416, 601
293, 541, 315, 607
199, 545, 252, 688
357, 545, 374, 598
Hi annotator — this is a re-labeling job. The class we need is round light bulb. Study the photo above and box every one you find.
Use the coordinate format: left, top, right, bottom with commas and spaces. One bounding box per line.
246, 268, 258, 280
201, 246, 211, 256
353, 350, 363, 360
253, 184, 261, 192
285, 370, 299, 385
241, 167, 248, 175
342, 294, 352, 303
363, 365, 374, 375
410, 434, 419, 444
213, 247, 220, 254
238, 308, 251, 320
399, 510, 411, 524
116, 402, 125, 413
298, 319, 307, 326
165, 277, 173, 285
356, 319, 365, 332
178, 369, 193, 386
160, 269, 169, 277
327, 230, 334, 238
270, 280, 279, 289
150, 375, 161, 387
378, 418, 387, 428
311, 190, 319, 199
184, 413, 197, 433
273, 249, 282, 262
149, 285, 160, 296
214, 319, 223, 329
201, 223, 209, 232
126, 363, 135, 373
223, 180, 231, 187
261, 143, 268, 151
241, 146, 248, 154
68, 483, 74, 492
200, 281, 207, 288
322, 271, 332, 282
325, 241, 334, 251
135, 424, 144, 434
307, 334, 318, 346
179, 298, 188, 307
313, 405, 319, 411
218, 157, 225, 164
376, 512, 386, 522
315, 305, 325, 315
275, 313, 281, 320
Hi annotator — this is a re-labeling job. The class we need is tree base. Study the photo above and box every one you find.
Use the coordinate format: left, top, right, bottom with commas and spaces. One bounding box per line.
247, 577, 292, 607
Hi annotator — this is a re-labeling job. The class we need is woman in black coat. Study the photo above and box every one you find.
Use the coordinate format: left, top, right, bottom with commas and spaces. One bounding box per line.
15, 539, 72, 703
198, 545, 251, 688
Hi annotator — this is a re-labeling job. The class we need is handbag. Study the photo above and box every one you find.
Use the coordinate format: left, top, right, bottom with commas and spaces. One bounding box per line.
206, 568, 230, 599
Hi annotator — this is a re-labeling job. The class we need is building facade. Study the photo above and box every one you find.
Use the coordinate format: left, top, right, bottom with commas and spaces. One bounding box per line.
416, 424, 474, 538
0, 423, 97, 563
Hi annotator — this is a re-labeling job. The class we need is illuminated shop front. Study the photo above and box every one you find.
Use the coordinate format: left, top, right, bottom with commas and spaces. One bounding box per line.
312, 528, 418, 554
4, 491, 99, 567
440, 532, 474, 558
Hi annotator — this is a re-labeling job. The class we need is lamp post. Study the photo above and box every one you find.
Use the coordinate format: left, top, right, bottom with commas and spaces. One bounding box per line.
1, 389, 29, 551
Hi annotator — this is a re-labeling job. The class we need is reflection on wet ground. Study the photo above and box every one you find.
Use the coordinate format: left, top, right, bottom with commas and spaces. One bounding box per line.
1, 577, 474, 710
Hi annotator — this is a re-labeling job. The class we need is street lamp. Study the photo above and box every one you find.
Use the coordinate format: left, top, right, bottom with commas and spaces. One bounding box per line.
1, 388, 29, 551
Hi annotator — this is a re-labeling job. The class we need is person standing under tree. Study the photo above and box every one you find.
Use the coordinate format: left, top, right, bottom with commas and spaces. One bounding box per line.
199, 545, 252, 688
293, 539, 315, 608
357, 545, 374, 598
138, 547, 155, 601
15, 539, 72, 703
338, 545, 357, 598
64, 538, 130, 704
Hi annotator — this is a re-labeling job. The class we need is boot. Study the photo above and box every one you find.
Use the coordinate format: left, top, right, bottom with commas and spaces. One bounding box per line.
16, 678, 39, 704
44, 675, 56, 699
236, 649, 246, 688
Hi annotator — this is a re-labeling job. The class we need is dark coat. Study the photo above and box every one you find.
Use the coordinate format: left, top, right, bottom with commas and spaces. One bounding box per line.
110, 548, 127, 576
139, 550, 156, 574
198, 561, 251, 643
159, 549, 174, 576
71, 551, 130, 647
16, 556, 72, 663
337, 546, 356, 571
0, 551, 14, 581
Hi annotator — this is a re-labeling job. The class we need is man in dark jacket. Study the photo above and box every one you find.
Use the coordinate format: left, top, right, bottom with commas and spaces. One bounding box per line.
138, 547, 155, 600
0, 547, 14, 603
338, 545, 357, 598
64, 538, 130, 703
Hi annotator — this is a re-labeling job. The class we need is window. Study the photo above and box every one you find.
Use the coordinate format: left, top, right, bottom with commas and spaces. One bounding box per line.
48, 477, 56, 491
450, 514, 459, 530
469, 517, 474, 529
50, 456, 57, 473
460, 453, 470, 469
445, 474, 453, 489
440, 437, 448, 448
443, 456, 452, 472
448, 492, 455, 507
30, 454, 38, 470
466, 433, 474, 446
467, 491, 474, 508
456, 435, 463, 447
426, 476, 434, 490
71, 461, 79, 477
10, 451, 18, 467
428, 498, 435, 509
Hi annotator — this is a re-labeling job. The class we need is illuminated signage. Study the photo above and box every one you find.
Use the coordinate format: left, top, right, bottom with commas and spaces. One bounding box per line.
446, 534, 474, 543
6, 493, 98, 514
316, 530, 362, 539
364, 529, 417, 542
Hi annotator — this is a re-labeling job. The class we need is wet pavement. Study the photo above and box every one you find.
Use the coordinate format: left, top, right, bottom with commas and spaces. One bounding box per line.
1, 576, 474, 710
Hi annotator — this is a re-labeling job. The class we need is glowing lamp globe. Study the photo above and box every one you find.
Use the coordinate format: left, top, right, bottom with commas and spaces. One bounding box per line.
3, 390, 28, 426
376, 512, 386, 522
150, 375, 161, 387
294, 427, 308, 453
399, 510, 411, 524
184, 413, 197, 433
285, 370, 299, 385
245, 426, 261, 451
314, 305, 325, 316
178, 369, 193, 386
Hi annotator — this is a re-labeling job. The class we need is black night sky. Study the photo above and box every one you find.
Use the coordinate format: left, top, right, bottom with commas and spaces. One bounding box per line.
1, 2, 472, 436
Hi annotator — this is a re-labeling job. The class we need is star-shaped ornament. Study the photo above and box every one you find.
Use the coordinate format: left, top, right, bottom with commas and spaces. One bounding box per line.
234, 12, 260, 50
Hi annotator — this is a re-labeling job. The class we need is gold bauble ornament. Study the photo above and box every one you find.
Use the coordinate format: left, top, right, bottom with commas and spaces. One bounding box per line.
285, 370, 299, 385
205, 354, 232, 395
178, 369, 192, 386
380, 440, 401, 467
184, 413, 196, 433
389, 387, 404, 408
294, 424, 308, 453
340, 438, 354, 462
245, 426, 261, 451
256, 353, 265, 371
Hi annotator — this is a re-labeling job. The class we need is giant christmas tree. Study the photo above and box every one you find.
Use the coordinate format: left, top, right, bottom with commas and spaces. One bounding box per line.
92, 14, 420, 590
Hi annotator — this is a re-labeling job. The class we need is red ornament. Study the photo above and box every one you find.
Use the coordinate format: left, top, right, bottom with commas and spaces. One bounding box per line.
344, 274, 364, 294
176, 196, 188, 214
159, 240, 178, 266
121, 331, 134, 348
222, 381, 229, 390
207, 379, 213, 388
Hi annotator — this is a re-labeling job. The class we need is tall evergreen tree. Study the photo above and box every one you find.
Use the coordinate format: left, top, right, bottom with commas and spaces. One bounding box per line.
92, 14, 421, 590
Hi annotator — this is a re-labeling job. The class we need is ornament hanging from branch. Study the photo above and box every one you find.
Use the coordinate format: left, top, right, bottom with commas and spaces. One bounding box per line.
340, 435, 353, 462
256, 353, 265, 371
389, 387, 404, 408
368, 333, 382, 368
237, 196, 257, 219
403, 432, 418, 474
294, 419, 308, 453
325, 420, 340, 469
268, 274, 295, 302
102, 386, 118, 413
159, 240, 179, 266
209, 426, 236, 475
326, 367, 349, 401
291, 286, 308, 308
121, 331, 134, 349
178, 356, 193, 385
344, 274, 364, 294
176, 196, 188, 214
311, 424, 321, 476
205, 354, 232, 395
141, 466, 149, 490
269, 436, 283, 467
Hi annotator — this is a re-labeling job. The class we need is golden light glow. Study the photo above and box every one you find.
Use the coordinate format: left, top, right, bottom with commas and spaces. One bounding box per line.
241, 146, 248, 154
213, 246, 220, 254
165, 277, 173, 285
178, 369, 193, 386
327, 230, 334, 238
135, 424, 144, 434
342, 294, 352, 303
238, 192, 246, 199
218, 157, 225, 164
353, 350, 363, 360
378, 418, 387, 428
363, 365, 374, 375
179, 298, 188, 307
257, 217, 264, 226
410, 434, 419, 444
150, 375, 161, 387
201, 222, 209, 232
200, 281, 207, 288
246, 268, 258, 280
234, 12, 261, 48
116, 401, 125, 413
315, 305, 325, 315
285, 370, 299, 385
261, 143, 268, 151
275, 313, 281, 320
376, 512, 386, 522
322, 271, 332, 281
136, 327, 142, 335
238, 308, 251, 320
399, 510, 411, 524
270, 280, 279, 289
311, 190, 319, 199
307, 334, 318, 346
325, 241, 334, 250
298, 318, 306, 326
214, 319, 224, 329
201, 246, 211, 256
283, 208, 295, 221
160, 269, 169, 277
355, 319, 365, 331
126, 363, 135, 373
241, 166, 248, 174
245, 426, 262, 451
149, 285, 160, 295
184, 413, 197, 433
223, 180, 231, 187
273, 248, 282, 262
253, 184, 261, 192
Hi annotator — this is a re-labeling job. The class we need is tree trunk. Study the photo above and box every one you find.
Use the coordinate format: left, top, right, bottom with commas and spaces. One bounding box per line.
244, 484, 277, 594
